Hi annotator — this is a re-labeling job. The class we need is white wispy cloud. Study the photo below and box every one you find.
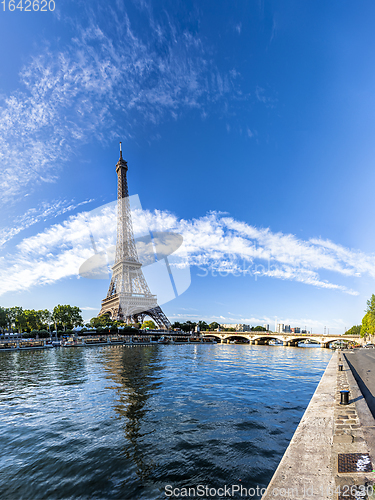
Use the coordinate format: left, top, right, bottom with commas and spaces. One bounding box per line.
0, 207, 374, 297
0, 198, 94, 248
0, 3, 242, 204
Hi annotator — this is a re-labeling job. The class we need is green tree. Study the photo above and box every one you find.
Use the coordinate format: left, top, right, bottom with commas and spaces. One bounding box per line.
171, 320, 200, 333
361, 312, 375, 337
185, 321, 196, 332
360, 294, 375, 338
24, 309, 39, 331
39, 310, 52, 331
251, 326, 267, 331
90, 315, 113, 328
0, 307, 7, 331
141, 320, 156, 330
53, 305, 83, 331
70, 307, 83, 328
208, 322, 220, 330
344, 325, 361, 336
11, 307, 27, 333
198, 321, 209, 331
367, 294, 375, 317
5, 307, 16, 331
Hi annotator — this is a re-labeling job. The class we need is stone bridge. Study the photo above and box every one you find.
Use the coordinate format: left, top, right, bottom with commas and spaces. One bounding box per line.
201, 331, 363, 348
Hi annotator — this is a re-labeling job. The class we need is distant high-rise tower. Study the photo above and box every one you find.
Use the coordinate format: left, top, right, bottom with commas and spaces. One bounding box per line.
99, 144, 171, 329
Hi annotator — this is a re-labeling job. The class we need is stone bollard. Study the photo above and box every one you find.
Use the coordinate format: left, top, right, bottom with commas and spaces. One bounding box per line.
338, 364, 343, 371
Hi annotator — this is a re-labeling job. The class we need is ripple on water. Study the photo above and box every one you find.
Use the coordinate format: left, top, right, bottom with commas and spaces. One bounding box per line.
0, 344, 332, 499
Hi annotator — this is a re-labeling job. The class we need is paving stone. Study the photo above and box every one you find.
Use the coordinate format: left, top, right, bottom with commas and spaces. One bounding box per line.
333, 434, 354, 444
352, 436, 365, 442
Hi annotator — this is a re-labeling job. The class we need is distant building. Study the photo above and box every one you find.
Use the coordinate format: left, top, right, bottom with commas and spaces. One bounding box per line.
220, 323, 251, 332
276, 324, 293, 333
263, 324, 270, 331
291, 327, 301, 333
240, 324, 251, 332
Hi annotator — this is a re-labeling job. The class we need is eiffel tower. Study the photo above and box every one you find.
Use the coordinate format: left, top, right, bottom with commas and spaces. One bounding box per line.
98, 144, 172, 329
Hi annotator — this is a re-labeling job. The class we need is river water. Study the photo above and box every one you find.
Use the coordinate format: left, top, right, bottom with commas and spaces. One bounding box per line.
0, 344, 332, 499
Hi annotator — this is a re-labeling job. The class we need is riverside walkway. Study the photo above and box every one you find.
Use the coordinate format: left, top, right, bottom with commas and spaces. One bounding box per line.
261, 351, 375, 499
345, 350, 375, 419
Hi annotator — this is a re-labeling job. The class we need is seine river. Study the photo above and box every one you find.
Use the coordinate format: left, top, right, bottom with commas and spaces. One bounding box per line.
0, 344, 332, 499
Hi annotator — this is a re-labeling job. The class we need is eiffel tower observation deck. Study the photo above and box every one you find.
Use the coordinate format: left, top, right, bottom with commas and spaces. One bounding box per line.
98, 144, 172, 329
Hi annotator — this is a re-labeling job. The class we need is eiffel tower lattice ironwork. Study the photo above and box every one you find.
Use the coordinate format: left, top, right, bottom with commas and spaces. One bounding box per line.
98, 144, 172, 329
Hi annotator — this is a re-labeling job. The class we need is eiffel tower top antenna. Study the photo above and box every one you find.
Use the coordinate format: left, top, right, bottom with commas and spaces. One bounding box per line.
119, 141, 122, 159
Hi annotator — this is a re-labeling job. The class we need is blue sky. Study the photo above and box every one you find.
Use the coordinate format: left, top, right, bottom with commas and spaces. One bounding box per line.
1, 0, 375, 333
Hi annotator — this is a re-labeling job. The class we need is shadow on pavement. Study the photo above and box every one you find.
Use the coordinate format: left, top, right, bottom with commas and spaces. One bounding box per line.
345, 355, 375, 419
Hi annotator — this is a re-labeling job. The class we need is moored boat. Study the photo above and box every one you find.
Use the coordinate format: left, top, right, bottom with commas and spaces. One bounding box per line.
84, 337, 109, 346
158, 336, 171, 344
201, 337, 217, 344
61, 338, 85, 347
108, 336, 125, 345
19, 341, 46, 350
0, 342, 18, 351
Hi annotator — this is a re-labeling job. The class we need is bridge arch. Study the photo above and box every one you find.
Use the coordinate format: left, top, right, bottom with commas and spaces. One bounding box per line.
320, 337, 352, 348
202, 331, 363, 347
224, 335, 250, 343
205, 333, 222, 342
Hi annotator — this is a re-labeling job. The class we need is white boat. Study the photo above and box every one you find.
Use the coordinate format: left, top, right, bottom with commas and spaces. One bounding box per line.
61, 339, 85, 347
0, 342, 18, 351
158, 336, 171, 344
18, 340, 46, 350
108, 338, 125, 345
84, 337, 109, 346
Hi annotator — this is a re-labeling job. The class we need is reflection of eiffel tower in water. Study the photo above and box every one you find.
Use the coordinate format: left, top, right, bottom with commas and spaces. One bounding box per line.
99, 144, 171, 329
103, 346, 157, 480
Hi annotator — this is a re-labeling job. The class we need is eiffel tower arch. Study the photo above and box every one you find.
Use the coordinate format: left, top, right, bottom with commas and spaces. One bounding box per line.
98, 144, 172, 330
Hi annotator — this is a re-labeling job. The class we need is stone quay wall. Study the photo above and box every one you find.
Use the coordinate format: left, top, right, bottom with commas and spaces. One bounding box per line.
261, 351, 375, 500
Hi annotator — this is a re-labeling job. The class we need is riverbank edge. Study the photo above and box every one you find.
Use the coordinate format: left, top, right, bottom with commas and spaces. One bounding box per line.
261, 351, 375, 500
261, 352, 337, 500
